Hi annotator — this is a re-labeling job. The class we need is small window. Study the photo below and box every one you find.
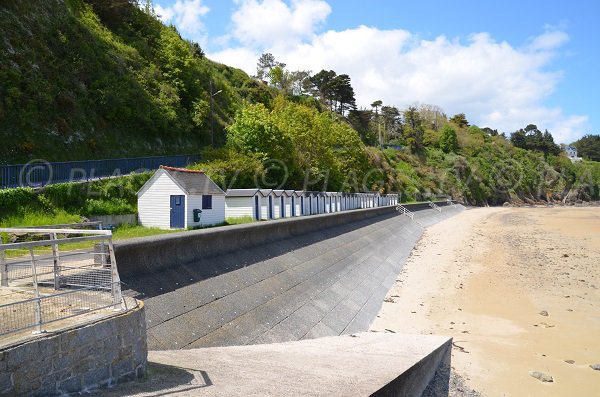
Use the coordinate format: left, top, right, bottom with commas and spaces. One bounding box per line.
202, 195, 213, 209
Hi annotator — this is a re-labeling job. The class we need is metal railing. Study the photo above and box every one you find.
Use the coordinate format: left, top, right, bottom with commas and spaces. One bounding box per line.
0, 228, 123, 336
446, 199, 457, 207
396, 204, 415, 220
429, 201, 442, 212
1, 154, 200, 189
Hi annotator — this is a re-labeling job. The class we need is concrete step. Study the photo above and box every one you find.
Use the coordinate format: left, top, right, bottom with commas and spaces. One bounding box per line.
95, 332, 453, 397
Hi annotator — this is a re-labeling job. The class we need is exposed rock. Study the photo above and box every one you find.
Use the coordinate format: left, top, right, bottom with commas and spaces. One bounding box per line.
539, 310, 549, 317
529, 371, 554, 382
590, 364, 600, 371
564, 359, 575, 364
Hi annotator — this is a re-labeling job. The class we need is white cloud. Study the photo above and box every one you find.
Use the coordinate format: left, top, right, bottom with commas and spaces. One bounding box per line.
230, 0, 331, 47
155, 0, 210, 43
206, 2, 588, 143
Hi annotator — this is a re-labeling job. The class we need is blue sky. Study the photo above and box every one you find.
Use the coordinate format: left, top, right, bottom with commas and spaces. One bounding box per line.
153, 0, 599, 143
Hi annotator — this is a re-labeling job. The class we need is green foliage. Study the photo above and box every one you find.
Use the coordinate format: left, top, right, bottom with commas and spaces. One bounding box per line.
190, 148, 265, 190
510, 124, 561, 157
572, 134, 600, 161
0, 0, 258, 163
0, 172, 151, 225
439, 125, 458, 153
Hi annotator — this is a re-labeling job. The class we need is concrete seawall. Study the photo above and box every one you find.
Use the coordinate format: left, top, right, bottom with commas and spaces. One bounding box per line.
114, 203, 464, 350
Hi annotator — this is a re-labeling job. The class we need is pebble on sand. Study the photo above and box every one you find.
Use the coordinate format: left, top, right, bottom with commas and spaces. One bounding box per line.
529, 371, 554, 383
590, 364, 600, 371
539, 310, 549, 316
564, 360, 575, 364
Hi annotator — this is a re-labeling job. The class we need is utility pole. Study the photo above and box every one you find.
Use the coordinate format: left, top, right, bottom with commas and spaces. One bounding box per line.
209, 80, 222, 148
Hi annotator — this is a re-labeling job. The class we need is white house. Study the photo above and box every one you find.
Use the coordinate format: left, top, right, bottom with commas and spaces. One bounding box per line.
138, 166, 225, 229
225, 189, 271, 221
562, 145, 583, 162
258, 189, 274, 220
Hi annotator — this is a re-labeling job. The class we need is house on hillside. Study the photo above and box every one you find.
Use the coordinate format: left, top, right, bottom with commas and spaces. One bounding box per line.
225, 189, 273, 221
562, 145, 583, 162
138, 166, 225, 229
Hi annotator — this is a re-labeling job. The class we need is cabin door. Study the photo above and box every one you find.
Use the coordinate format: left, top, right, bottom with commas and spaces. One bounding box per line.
254, 195, 260, 220
170, 195, 185, 229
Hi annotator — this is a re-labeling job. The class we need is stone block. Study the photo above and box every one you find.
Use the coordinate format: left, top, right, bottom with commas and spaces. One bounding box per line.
83, 366, 110, 386
0, 372, 13, 394
58, 376, 82, 394
112, 357, 133, 377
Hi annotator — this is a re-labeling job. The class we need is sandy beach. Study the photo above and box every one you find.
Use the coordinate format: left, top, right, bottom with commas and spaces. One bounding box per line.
371, 207, 600, 396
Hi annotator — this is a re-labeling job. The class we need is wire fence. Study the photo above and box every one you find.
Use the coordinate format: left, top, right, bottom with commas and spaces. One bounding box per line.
0, 228, 124, 336
0, 154, 200, 189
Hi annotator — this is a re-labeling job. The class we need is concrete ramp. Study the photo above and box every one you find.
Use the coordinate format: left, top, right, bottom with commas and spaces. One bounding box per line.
115, 204, 464, 350
99, 332, 452, 397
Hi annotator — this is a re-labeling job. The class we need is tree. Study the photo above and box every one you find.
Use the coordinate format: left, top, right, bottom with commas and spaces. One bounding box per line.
308, 69, 337, 108
439, 125, 458, 153
449, 113, 469, 128
572, 134, 600, 161
402, 106, 424, 153
381, 106, 401, 141
330, 74, 356, 115
371, 100, 383, 145
348, 109, 376, 145
419, 104, 446, 131
256, 53, 285, 81
511, 124, 561, 157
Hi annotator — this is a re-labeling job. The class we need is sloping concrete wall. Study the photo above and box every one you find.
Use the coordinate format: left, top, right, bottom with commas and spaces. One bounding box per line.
114, 203, 464, 350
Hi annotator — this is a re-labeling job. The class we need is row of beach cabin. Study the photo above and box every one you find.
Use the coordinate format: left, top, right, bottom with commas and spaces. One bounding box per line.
225, 189, 399, 221
138, 166, 399, 229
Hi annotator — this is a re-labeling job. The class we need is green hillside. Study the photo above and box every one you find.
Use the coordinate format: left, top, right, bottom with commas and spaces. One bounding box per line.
0, 0, 272, 163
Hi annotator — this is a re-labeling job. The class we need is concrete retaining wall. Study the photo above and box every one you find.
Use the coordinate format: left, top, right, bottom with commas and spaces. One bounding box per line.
0, 302, 147, 397
88, 214, 138, 227
114, 202, 446, 277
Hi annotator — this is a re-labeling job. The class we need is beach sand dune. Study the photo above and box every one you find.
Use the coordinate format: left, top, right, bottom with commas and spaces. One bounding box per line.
371, 207, 600, 397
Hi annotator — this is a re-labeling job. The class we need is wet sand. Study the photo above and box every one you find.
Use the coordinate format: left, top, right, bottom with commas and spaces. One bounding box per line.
371, 207, 600, 396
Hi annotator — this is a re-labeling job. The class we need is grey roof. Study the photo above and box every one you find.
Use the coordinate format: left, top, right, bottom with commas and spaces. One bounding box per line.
226, 189, 260, 197
259, 189, 273, 196
161, 166, 224, 195
272, 189, 292, 197
285, 190, 300, 196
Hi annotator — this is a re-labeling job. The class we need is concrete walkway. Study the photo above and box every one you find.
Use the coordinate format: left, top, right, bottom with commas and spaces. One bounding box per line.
120, 206, 464, 350
94, 333, 452, 396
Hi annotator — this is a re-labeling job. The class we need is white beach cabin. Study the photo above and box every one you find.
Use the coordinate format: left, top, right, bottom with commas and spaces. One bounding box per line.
272, 190, 290, 219
138, 166, 225, 229
225, 189, 271, 221
284, 190, 302, 217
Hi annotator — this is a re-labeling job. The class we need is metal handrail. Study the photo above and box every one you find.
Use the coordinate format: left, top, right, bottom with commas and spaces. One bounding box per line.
429, 201, 442, 212
0, 228, 123, 335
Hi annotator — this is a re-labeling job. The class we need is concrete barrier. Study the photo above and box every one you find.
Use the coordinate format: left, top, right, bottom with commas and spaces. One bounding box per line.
114, 202, 450, 277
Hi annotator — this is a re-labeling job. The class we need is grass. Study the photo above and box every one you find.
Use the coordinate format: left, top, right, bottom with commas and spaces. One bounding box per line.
225, 216, 255, 225
1, 223, 179, 258
0, 210, 82, 228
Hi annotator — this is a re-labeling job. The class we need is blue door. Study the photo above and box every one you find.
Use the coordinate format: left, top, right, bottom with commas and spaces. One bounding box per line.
291, 196, 296, 216
254, 195, 260, 220
281, 197, 285, 217
300, 197, 304, 215
268, 196, 273, 219
170, 195, 185, 229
